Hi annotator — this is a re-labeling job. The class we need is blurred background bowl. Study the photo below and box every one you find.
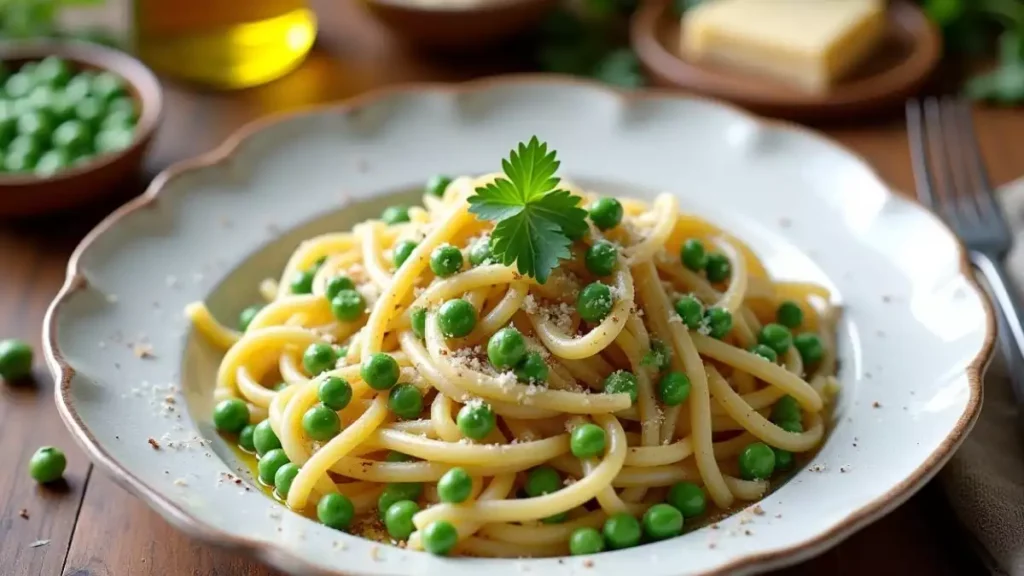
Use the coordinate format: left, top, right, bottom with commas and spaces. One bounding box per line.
0, 40, 162, 218
360, 0, 558, 49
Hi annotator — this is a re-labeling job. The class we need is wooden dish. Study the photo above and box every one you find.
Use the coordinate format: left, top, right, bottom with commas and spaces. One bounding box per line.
630, 0, 942, 120
360, 0, 557, 49
0, 40, 162, 218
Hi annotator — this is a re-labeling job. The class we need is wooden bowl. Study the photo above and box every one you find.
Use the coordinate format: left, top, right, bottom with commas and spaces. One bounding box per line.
0, 40, 162, 217
360, 0, 558, 49
630, 0, 942, 120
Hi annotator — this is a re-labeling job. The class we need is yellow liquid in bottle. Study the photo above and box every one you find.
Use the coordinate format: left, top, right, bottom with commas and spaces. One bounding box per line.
133, 0, 316, 89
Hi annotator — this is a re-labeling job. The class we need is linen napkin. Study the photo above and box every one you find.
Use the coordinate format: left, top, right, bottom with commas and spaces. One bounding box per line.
939, 176, 1024, 576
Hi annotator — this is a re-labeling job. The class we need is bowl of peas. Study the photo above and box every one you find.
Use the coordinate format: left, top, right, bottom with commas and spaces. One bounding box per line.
0, 40, 162, 217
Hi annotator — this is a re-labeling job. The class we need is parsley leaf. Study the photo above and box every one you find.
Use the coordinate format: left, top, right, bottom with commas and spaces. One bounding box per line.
468, 137, 588, 283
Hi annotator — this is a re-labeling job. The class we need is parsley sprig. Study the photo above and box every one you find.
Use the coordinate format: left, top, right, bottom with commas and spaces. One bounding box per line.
468, 137, 588, 284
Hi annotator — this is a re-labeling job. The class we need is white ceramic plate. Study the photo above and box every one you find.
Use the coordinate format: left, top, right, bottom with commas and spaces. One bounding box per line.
44, 77, 993, 576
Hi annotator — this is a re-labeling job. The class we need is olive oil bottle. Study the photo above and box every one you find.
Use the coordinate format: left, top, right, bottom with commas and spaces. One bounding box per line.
132, 0, 316, 89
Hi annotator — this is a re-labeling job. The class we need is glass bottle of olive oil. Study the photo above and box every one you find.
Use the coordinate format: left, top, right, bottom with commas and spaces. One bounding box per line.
132, 0, 316, 89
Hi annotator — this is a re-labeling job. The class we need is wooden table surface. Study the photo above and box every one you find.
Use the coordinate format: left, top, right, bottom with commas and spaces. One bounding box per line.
2, 2, 1022, 575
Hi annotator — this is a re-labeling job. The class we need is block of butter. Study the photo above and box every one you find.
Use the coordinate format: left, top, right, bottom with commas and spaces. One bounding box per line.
681, 0, 887, 94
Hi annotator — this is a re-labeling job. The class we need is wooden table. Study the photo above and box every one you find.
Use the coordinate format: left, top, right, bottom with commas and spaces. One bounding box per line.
2, 2, 1022, 575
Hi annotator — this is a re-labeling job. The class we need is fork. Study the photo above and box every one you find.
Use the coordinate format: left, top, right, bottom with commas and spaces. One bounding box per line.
907, 97, 1024, 405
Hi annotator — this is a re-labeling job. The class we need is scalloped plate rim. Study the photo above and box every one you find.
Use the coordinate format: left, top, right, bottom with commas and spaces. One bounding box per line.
43, 74, 994, 576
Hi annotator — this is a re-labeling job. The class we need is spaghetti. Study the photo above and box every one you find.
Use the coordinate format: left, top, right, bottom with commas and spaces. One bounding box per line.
190, 165, 839, 558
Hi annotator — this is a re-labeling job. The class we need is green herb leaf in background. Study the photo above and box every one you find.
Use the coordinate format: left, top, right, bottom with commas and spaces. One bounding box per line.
468, 138, 588, 284
922, 0, 1024, 104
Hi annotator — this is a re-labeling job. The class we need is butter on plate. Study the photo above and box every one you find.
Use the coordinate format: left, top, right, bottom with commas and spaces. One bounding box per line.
681, 0, 887, 94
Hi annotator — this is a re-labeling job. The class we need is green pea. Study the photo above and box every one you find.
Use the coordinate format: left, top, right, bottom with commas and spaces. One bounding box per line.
430, 245, 464, 277
5, 72, 34, 99
302, 342, 338, 375
585, 240, 618, 276
286, 268, 312, 294
318, 376, 352, 411
35, 56, 72, 87
5, 148, 38, 173
273, 382, 289, 392
468, 238, 491, 266
48, 94, 77, 125
410, 307, 427, 339
238, 425, 256, 452
274, 463, 300, 498
569, 527, 606, 555
570, 423, 606, 458
774, 448, 795, 471
794, 333, 824, 365
759, 323, 793, 355
425, 174, 452, 197
604, 370, 638, 404
705, 253, 731, 283
577, 282, 614, 323
771, 395, 801, 426
317, 493, 355, 529
487, 326, 526, 369
52, 120, 93, 156
667, 481, 706, 518
644, 339, 672, 372
705, 307, 733, 339
750, 344, 778, 363
8, 133, 41, 155
95, 126, 134, 153
335, 345, 349, 360
388, 383, 423, 419
392, 240, 417, 268
236, 304, 262, 331
386, 451, 412, 462
457, 402, 495, 440
64, 72, 95, 103
525, 465, 562, 496
105, 97, 138, 124
588, 197, 623, 230
381, 205, 411, 225
384, 499, 420, 540
103, 109, 136, 132
253, 420, 282, 456
422, 520, 458, 555
438, 298, 477, 338
325, 275, 355, 300
258, 449, 290, 485
778, 418, 803, 434
90, 71, 126, 102
776, 301, 803, 328
643, 503, 684, 540
514, 351, 549, 384
34, 149, 70, 177
28, 446, 66, 484
17, 109, 54, 141
25, 85, 59, 113
658, 371, 691, 406
330, 289, 365, 321
213, 398, 249, 433
603, 513, 642, 549
361, 353, 400, 390
674, 295, 704, 329
0, 338, 33, 380
302, 404, 341, 441
738, 442, 776, 480
680, 239, 707, 271
437, 467, 472, 503
378, 483, 423, 518
74, 96, 106, 129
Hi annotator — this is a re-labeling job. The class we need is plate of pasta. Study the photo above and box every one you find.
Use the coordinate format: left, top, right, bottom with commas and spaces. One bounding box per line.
45, 77, 993, 576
